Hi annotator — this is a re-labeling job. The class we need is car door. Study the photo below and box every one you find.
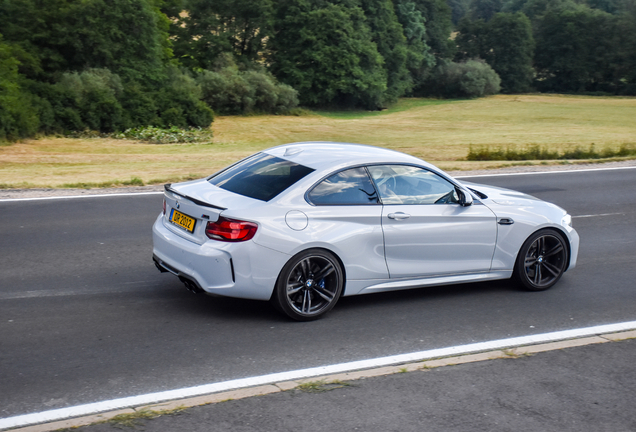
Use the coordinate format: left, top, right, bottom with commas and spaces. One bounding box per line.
305, 166, 389, 281
367, 165, 497, 279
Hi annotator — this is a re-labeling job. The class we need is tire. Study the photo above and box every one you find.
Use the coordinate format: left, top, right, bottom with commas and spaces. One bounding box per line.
514, 229, 568, 291
272, 249, 343, 321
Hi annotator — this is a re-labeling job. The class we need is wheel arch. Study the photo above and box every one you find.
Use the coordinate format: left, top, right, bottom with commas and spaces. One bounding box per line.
514, 226, 572, 273
269, 246, 348, 301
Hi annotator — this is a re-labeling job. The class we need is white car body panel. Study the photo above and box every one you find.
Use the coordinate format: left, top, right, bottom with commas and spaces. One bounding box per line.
152, 142, 579, 304
380, 202, 497, 278
460, 182, 579, 272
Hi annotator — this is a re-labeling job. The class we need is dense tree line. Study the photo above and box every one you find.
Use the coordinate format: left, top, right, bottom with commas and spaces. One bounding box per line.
453, 0, 636, 94
1, 0, 634, 141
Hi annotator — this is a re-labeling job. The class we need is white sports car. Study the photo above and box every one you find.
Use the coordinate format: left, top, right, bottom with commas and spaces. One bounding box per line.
153, 142, 579, 320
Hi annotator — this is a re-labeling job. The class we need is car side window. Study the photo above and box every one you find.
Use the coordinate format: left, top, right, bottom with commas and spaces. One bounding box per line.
367, 165, 459, 205
308, 167, 379, 205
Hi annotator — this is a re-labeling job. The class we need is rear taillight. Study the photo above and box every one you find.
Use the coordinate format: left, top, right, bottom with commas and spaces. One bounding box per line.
162, 198, 166, 215
205, 217, 258, 242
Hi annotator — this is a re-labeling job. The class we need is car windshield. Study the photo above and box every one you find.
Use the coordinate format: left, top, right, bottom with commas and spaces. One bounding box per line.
208, 153, 315, 201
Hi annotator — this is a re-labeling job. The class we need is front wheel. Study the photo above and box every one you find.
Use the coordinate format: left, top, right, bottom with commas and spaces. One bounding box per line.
272, 249, 343, 321
515, 229, 568, 291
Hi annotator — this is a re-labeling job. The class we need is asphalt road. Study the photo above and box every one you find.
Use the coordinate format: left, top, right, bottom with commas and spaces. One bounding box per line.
62, 338, 636, 432
1, 167, 635, 419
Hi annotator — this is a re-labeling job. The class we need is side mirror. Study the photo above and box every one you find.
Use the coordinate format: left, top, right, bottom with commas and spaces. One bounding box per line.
457, 188, 473, 207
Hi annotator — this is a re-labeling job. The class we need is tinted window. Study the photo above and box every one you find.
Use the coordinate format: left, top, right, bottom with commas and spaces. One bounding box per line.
308, 167, 379, 205
209, 153, 314, 201
367, 165, 459, 205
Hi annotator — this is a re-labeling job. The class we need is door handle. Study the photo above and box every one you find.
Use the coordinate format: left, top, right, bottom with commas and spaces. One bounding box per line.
388, 212, 410, 220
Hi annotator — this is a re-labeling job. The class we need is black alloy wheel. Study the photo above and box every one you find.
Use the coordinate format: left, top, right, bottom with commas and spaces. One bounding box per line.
515, 229, 568, 291
273, 249, 343, 321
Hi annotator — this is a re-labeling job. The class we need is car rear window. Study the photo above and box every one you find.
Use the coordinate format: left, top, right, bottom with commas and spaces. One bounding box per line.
208, 153, 315, 201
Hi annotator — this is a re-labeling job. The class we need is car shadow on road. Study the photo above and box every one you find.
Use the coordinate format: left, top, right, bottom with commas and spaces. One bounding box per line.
336, 279, 521, 310
153, 277, 524, 323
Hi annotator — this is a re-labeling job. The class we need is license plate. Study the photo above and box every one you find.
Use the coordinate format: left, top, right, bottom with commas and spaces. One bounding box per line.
170, 209, 196, 233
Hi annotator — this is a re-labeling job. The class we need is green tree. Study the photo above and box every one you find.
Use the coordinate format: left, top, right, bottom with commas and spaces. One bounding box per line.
456, 12, 534, 92
359, 0, 412, 103
399, 0, 455, 59
173, 0, 274, 69
0, 35, 38, 140
455, 17, 486, 60
269, 0, 387, 109
501, 0, 579, 23
69, 0, 172, 83
534, 5, 616, 92
614, 8, 636, 93
468, 0, 504, 21
393, 0, 436, 89
447, 0, 472, 24
0, 0, 172, 83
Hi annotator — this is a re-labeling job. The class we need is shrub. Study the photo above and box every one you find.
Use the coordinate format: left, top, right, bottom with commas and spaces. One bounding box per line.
274, 83, 300, 113
52, 69, 126, 132
418, 59, 501, 98
154, 67, 214, 128
197, 62, 299, 115
44, 68, 214, 132
467, 144, 636, 161
113, 126, 213, 144
120, 83, 160, 128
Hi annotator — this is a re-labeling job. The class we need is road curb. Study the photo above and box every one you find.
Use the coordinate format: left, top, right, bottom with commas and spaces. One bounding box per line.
4, 328, 635, 432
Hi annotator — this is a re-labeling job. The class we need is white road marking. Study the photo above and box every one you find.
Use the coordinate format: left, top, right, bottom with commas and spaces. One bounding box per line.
2, 320, 636, 430
455, 165, 636, 178
0, 191, 163, 203
0, 282, 157, 300
573, 213, 625, 218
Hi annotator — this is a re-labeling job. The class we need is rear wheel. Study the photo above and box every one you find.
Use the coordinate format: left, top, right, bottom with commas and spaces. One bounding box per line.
272, 249, 343, 321
515, 229, 568, 291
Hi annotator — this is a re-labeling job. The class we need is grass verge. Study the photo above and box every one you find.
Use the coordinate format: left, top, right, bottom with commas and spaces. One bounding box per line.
468, 143, 636, 161
297, 379, 352, 393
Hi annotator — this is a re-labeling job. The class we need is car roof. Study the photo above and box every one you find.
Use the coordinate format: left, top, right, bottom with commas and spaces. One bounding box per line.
262, 142, 432, 172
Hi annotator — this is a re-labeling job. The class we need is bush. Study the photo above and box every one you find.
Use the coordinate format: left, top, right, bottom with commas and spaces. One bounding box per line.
197, 57, 299, 115
120, 83, 160, 128
33, 67, 214, 133
154, 68, 214, 128
113, 126, 213, 144
418, 59, 501, 98
52, 69, 125, 132
467, 144, 636, 161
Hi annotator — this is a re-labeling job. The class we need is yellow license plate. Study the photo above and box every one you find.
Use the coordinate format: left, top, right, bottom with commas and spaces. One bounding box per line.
170, 209, 196, 233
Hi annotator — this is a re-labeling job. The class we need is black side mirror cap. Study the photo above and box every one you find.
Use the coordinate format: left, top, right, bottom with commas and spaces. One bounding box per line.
457, 188, 473, 207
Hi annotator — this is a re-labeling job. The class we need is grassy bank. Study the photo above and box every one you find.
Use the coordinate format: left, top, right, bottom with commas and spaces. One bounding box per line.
1, 94, 635, 189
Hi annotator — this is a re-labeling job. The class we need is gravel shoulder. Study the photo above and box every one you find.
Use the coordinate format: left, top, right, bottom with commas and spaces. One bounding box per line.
1, 160, 636, 200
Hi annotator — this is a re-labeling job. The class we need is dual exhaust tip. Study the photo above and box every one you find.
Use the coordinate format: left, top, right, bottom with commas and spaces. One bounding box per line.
153, 255, 204, 294
179, 277, 204, 294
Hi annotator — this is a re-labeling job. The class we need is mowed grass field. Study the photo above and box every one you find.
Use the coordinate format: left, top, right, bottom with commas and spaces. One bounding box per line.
1, 94, 635, 189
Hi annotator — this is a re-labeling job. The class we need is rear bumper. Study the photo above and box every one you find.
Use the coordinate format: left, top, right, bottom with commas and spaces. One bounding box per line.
153, 254, 206, 294
152, 214, 289, 300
